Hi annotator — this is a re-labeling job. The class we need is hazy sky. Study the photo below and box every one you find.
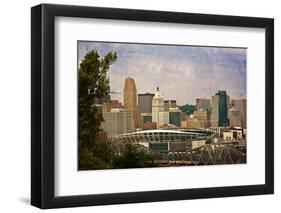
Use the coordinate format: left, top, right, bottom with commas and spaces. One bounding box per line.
78, 41, 246, 105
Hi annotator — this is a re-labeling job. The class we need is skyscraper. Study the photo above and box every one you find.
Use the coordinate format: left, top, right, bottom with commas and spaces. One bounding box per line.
211, 95, 220, 127
123, 77, 137, 130
211, 91, 229, 127
138, 93, 154, 113
229, 107, 242, 127
152, 87, 164, 128
231, 99, 247, 128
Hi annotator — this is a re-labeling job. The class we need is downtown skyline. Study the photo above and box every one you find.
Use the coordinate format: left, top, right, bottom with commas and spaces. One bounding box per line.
78, 41, 247, 105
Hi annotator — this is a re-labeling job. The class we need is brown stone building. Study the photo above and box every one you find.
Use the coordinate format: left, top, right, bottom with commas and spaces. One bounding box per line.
124, 77, 137, 130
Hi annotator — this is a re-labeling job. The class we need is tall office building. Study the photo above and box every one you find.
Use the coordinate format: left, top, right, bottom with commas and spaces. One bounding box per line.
229, 107, 242, 127
124, 77, 137, 130
101, 108, 132, 136
211, 95, 219, 127
164, 100, 177, 111
211, 90, 229, 127
195, 98, 211, 112
138, 93, 154, 113
231, 99, 247, 128
152, 87, 164, 128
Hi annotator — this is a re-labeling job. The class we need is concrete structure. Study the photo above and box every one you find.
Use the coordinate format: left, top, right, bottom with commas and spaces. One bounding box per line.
137, 93, 154, 113
101, 108, 132, 136
194, 109, 210, 128
164, 100, 177, 111
102, 100, 122, 113
196, 98, 211, 111
159, 111, 169, 127
152, 87, 164, 128
124, 77, 137, 129
211, 91, 229, 127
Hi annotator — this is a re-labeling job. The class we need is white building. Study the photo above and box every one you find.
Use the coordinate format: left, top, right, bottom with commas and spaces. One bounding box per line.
152, 87, 164, 128
223, 132, 234, 141
159, 111, 169, 127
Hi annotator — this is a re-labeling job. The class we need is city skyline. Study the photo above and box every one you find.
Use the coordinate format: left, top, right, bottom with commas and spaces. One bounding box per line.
78, 41, 247, 105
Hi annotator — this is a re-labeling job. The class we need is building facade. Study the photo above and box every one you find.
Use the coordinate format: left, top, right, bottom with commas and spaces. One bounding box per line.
231, 99, 247, 128
159, 111, 169, 127
101, 108, 132, 137
152, 87, 164, 128
229, 107, 242, 127
164, 100, 177, 111
123, 77, 137, 130
195, 98, 211, 112
102, 100, 122, 113
137, 93, 154, 113
211, 90, 229, 127
169, 107, 181, 127
194, 109, 210, 128
140, 113, 152, 128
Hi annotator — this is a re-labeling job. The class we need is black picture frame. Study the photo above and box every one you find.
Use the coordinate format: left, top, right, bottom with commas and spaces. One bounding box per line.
31, 3, 274, 209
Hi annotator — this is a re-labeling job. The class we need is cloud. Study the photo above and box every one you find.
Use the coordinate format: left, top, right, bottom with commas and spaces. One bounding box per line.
78, 41, 246, 105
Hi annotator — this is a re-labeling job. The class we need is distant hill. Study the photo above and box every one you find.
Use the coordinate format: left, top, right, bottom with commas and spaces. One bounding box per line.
179, 104, 196, 115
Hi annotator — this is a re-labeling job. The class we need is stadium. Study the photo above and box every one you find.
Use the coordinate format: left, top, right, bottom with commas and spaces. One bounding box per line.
109, 129, 214, 152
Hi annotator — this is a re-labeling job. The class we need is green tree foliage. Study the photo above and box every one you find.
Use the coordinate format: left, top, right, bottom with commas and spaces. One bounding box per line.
78, 50, 117, 170
179, 104, 196, 115
113, 144, 156, 169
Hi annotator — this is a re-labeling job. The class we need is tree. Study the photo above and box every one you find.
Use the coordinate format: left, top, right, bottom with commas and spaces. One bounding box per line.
78, 50, 117, 170
179, 104, 196, 115
113, 144, 156, 169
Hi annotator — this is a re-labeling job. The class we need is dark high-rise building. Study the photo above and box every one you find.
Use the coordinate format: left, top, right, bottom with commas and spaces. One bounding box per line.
211, 90, 229, 127
137, 93, 154, 113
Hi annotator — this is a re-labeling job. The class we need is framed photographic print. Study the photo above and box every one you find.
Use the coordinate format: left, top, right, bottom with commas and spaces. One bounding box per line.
31, 3, 274, 209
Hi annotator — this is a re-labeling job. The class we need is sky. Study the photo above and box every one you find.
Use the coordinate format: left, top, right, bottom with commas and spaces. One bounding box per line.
78, 41, 246, 105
